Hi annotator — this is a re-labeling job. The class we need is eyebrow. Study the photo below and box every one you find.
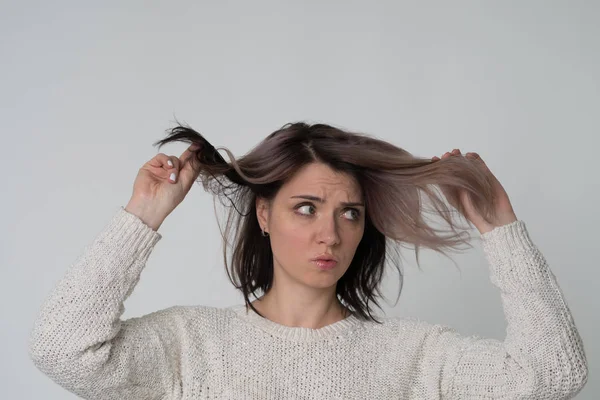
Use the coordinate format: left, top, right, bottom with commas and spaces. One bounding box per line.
290, 195, 365, 207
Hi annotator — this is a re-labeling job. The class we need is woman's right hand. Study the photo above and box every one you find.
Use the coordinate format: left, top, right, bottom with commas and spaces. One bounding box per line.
125, 143, 203, 231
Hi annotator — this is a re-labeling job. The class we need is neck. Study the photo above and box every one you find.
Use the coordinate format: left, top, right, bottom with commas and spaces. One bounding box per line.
251, 288, 350, 330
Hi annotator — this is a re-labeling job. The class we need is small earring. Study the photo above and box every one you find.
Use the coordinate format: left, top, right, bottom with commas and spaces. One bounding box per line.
261, 227, 269, 237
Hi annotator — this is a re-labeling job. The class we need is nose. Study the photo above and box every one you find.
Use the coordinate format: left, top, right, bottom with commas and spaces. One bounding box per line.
316, 216, 340, 246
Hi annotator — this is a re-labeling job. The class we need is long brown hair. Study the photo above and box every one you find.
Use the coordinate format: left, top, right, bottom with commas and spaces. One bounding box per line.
154, 120, 500, 323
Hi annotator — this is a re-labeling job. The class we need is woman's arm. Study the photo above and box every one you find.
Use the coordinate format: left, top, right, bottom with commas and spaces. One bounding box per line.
435, 220, 588, 399
28, 207, 181, 400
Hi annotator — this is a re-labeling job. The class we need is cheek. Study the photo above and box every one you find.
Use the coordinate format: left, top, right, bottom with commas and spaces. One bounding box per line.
339, 227, 364, 261
346, 228, 364, 248
270, 218, 309, 258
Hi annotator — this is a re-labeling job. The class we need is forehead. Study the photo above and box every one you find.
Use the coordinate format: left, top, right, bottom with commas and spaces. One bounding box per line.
279, 163, 362, 198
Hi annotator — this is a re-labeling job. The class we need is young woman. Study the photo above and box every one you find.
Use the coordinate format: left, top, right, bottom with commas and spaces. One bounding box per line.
29, 122, 588, 399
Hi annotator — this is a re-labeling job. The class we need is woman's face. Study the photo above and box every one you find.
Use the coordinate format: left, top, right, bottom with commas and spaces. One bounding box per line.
256, 162, 365, 290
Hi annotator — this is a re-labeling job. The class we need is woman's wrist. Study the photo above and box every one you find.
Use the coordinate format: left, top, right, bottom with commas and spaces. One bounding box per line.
124, 199, 165, 231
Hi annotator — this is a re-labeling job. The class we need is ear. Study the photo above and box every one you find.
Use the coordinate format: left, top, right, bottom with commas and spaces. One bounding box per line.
256, 196, 270, 232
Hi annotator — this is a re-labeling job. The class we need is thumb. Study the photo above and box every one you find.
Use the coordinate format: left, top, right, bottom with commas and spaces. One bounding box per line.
178, 144, 202, 185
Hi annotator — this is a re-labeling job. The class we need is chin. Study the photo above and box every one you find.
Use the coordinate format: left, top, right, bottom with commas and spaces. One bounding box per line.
304, 274, 340, 288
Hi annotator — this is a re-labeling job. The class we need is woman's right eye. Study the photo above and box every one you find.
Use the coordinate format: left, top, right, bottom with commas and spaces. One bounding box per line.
296, 204, 314, 215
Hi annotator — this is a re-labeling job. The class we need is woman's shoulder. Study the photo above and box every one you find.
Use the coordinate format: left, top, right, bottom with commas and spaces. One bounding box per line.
162, 303, 235, 325
123, 304, 232, 331
361, 313, 465, 344
363, 313, 436, 332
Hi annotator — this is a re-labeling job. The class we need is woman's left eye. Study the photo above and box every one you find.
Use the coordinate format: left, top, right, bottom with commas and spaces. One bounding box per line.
344, 209, 360, 220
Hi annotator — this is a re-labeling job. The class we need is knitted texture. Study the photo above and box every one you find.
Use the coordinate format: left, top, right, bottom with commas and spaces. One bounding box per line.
29, 206, 588, 399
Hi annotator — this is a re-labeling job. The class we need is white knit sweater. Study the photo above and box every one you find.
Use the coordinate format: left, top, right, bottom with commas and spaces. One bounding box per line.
29, 206, 588, 399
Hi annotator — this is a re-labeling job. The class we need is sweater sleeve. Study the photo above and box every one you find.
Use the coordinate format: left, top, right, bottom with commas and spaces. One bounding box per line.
28, 206, 181, 400
432, 220, 588, 399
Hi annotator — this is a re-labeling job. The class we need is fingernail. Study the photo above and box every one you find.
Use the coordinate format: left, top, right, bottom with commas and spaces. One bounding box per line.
170, 172, 176, 181
168, 160, 173, 167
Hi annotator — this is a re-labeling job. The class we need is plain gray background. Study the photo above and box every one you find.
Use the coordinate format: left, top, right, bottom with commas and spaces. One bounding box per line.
2, 1, 597, 398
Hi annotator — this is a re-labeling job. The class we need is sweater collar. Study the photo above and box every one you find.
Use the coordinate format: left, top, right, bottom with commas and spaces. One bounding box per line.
228, 304, 362, 341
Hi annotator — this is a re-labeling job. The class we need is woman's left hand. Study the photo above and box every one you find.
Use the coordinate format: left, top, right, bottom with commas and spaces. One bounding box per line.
432, 149, 518, 235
